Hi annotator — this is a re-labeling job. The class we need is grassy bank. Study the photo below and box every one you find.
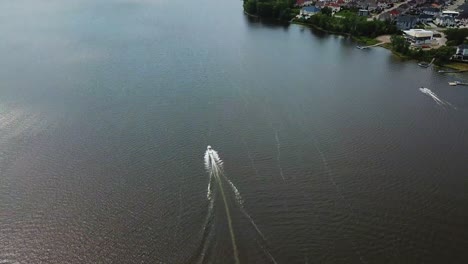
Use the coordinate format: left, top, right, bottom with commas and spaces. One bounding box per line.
353, 36, 380, 46
444, 62, 468, 71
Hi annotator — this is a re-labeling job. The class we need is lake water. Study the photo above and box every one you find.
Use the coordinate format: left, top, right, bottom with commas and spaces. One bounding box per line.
1, 0, 468, 263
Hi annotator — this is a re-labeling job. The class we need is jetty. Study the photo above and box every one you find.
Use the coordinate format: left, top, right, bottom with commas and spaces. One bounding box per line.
438, 69, 468, 73
356, 42, 384, 49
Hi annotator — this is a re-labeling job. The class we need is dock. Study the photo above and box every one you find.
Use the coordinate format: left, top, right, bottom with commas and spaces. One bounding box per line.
449, 81, 468, 86
356, 42, 384, 49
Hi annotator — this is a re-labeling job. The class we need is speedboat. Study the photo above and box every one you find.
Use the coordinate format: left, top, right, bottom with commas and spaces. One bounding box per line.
418, 62, 430, 68
207, 145, 213, 153
448, 81, 460, 86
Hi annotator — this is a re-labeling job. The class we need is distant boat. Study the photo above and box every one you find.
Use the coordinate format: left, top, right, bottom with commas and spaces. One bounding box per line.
439, 70, 460, 73
356, 46, 368, 50
448, 81, 468, 86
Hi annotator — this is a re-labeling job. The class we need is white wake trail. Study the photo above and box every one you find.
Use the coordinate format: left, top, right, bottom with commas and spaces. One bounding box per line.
274, 131, 285, 181
204, 146, 240, 264
419, 88, 455, 109
204, 146, 278, 264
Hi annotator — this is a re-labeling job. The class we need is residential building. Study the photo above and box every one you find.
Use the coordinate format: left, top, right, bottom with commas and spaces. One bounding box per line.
377, 1, 389, 8
442, 10, 459, 17
326, 3, 341, 13
418, 13, 434, 23
403, 29, 434, 45
422, 7, 440, 16
358, 9, 371, 16
301, 6, 321, 15
435, 14, 456, 27
453, 44, 468, 61
389, 9, 400, 18
396, 15, 418, 30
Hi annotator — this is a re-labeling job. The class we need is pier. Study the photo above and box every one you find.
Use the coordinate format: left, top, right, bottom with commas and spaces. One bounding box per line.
356, 42, 384, 49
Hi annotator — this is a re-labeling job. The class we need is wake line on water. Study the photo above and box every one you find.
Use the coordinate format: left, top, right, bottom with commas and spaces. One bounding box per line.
419, 88, 456, 109
202, 146, 278, 264
274, 131, 285, 181
310, 137, 367, 264
204, 146, 240, 264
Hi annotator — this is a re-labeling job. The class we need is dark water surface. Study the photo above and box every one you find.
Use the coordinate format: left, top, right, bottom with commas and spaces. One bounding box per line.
1, 0, 468, 263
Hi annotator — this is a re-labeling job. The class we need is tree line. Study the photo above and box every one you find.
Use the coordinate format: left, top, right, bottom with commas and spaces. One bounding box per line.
303, 9, 398, 38
243, 0, 297, 20
390, 35, 455, 63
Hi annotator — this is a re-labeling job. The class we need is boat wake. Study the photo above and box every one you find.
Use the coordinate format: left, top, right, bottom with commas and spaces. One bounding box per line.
419, 87, 456, 109
274, 131, 285, 181
196, 146, 278, 264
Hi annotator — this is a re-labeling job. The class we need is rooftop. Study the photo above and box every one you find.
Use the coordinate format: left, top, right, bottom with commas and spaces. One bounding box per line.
403, 29, 433, 38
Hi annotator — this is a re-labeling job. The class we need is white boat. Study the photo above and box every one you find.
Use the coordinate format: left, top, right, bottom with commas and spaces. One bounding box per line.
448, 81, 460, 86
418, 62, 430, 68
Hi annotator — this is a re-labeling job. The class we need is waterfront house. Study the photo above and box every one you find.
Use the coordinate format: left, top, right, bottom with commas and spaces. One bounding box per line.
301, 6, 321, 15
435, 14, 456, 27
396, 15, 418, 30
453, 44, 468, 61
403, 29, 434, 46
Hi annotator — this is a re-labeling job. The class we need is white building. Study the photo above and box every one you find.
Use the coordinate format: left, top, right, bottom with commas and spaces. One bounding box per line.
403, 29, 434, 46
442, 10, 459, 17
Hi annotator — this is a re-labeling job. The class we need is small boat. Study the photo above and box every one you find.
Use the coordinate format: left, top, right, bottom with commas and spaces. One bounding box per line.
448, 81, 460, 86
356, 46, 368, 50
418, 62, 430, 68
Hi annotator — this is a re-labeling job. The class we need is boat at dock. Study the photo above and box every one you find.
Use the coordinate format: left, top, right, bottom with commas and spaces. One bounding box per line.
418, 58, 435, 68
418, 62, 430, 68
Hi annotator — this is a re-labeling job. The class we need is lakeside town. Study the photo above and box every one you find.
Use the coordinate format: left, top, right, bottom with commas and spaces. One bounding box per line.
243, 0, 468, 66
294, 0, 468, 63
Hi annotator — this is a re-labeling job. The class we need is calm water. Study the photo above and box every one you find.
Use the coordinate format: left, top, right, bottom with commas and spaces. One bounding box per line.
1, 0, 468, 263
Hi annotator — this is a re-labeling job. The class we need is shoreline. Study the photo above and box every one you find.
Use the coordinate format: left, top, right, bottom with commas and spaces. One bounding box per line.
243, 10, 259, 19
291, 18, 466, 69
245, 11, 468, 70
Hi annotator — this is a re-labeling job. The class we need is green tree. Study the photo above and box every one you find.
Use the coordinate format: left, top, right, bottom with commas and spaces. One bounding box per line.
429, 46, 456, 63
321, 7, 332, 16
391, 35, 410, 54
244, 0, 257, 14
445, 28, 468, 46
